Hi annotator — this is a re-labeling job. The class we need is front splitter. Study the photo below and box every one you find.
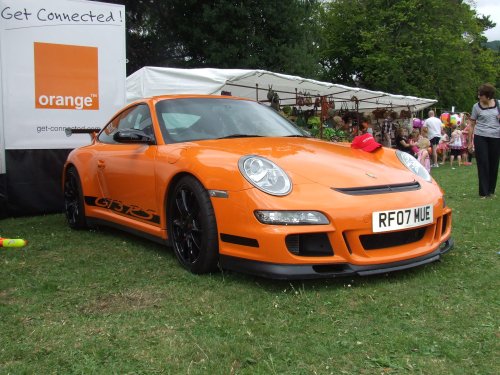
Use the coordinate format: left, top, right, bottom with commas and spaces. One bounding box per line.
219, 238, 454, 280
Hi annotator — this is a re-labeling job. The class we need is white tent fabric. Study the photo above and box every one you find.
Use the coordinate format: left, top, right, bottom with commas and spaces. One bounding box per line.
126, 67, 437, 113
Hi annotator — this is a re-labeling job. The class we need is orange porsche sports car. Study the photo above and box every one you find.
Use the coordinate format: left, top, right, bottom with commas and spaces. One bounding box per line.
63, 95, 452, 279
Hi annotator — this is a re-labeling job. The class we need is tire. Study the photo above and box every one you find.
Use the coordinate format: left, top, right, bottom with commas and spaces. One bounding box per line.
64, 166, 87, 229
168, 175, 219, 274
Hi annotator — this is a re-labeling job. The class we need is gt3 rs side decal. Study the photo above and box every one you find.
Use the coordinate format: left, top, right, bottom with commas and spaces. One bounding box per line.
84, 196, 160, 224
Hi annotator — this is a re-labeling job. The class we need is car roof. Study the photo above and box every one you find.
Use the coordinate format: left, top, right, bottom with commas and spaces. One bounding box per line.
132, 94, 254, 105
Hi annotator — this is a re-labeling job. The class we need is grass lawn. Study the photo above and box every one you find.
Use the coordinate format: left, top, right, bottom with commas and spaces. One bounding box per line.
1, 162, 498, 374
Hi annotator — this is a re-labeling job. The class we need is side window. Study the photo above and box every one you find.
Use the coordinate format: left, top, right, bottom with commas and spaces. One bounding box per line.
98, 115, 120, 144
98, 104, 153, 144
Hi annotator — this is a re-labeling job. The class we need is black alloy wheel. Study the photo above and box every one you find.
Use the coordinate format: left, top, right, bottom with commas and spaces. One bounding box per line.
168, 176, 219, 274
64, 166, 87, 229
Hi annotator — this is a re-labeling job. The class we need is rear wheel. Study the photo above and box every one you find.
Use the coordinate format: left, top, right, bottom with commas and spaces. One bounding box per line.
168, 176, 219, 274
64, 166, 87, 229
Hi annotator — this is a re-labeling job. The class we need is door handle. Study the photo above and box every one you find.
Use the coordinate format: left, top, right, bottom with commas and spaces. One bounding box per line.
97, 160, 105, 169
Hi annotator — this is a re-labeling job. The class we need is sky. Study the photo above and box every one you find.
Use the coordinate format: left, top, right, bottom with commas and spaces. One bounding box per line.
474, 0, 500, 41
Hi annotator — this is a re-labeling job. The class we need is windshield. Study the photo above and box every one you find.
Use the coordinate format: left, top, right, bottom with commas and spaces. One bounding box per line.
155, 98, 307, 143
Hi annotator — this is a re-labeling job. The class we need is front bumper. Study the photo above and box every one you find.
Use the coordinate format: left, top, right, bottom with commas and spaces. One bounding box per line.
219, 238, 453, 280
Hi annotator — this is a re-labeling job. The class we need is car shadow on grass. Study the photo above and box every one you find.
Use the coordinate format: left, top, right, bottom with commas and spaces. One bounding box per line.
216, 258, 447, 292
83, 224, 450, 293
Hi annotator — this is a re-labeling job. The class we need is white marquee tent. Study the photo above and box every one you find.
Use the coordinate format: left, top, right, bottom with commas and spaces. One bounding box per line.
126, 67, 437, 113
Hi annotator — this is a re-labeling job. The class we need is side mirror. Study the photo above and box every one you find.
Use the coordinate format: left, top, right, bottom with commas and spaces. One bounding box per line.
113, 129, 155, 144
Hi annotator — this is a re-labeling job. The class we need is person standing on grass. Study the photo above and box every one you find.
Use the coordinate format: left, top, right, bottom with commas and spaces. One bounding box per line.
423, 110, 443, 168
381, 112, 393, 148
437, 127, 450, 164
469, 83, 500, 199
464, 118, 475, 165
449, 124, 463, 168
460, 122, 472, 166
416, 137, 431, 173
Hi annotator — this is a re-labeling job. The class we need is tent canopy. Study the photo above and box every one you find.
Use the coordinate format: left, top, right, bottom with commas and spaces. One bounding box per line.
126, 67, 437, 113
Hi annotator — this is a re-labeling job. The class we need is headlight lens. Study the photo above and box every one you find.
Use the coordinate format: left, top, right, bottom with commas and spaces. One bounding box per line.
238, 155, 292, 196
255, 210, 329, 225
396, 150, 432, 183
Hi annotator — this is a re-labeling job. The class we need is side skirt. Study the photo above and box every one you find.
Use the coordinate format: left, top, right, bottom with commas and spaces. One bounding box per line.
86, 217, 170, 246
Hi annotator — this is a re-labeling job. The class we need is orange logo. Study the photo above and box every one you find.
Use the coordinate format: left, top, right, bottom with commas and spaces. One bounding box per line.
34, 42, 99, 110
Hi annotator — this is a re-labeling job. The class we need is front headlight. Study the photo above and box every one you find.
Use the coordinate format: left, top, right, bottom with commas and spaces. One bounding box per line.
396, 150, 432, 183
238, 155, 292, 196
255, 210, 329, 225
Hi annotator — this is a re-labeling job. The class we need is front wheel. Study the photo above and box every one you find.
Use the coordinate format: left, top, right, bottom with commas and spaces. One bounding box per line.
168, 176, 219, 274
63, 166, 87, 229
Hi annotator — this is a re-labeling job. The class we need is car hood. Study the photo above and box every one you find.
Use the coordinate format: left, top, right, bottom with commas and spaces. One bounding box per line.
166, 137, 419, 189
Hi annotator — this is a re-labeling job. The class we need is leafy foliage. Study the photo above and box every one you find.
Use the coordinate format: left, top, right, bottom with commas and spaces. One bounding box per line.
319, 0, 499, 112
100, 0, 498, 112
105, 0, 322, 78
308, 118, 349, 141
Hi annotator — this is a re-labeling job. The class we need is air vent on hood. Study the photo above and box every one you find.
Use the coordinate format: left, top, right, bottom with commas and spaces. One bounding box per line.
332, 181, 421, 195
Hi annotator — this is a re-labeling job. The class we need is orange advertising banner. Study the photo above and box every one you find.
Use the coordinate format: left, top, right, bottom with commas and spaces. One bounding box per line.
34, 42, 99, 110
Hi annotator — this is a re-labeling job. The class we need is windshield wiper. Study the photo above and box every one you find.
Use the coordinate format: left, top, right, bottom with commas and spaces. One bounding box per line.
284, 134, 308, 138
217, 134, 263, 139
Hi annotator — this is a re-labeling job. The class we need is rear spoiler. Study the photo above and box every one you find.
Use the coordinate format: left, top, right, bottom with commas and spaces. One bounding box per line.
65, 127, 101, 141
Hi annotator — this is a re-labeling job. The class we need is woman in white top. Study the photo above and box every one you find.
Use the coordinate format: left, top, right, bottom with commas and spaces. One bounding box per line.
469, 83, 500, 199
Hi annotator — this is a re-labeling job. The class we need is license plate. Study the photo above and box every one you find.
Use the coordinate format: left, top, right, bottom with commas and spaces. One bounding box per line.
372, 204, 433, 233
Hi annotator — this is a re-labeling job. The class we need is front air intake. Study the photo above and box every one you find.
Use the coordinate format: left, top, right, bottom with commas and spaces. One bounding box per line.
285, 233, 334, 256
360, 227, 427, 250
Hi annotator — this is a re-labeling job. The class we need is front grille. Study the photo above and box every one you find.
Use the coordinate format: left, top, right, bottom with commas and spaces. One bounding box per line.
285, 233, 334, 256
360, 227, 427, 250
332, 181, 421, 195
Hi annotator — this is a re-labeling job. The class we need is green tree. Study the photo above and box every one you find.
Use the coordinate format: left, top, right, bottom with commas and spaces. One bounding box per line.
104, 0, 321, 78
320, 0, 499, 112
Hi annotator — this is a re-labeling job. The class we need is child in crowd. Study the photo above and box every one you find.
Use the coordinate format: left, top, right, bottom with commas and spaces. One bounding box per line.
460, 121, 472, 166
408, 131, 420, 155
419, 126, 429, 146
395, 127, 414, 156
359, 117, 371, 135
437, 127, 449, 164
411, 128, 420, 140
448, 124, 463, 168
416, 137, 431, 173
418, 126, 431, 152
360, 117, 374, 135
